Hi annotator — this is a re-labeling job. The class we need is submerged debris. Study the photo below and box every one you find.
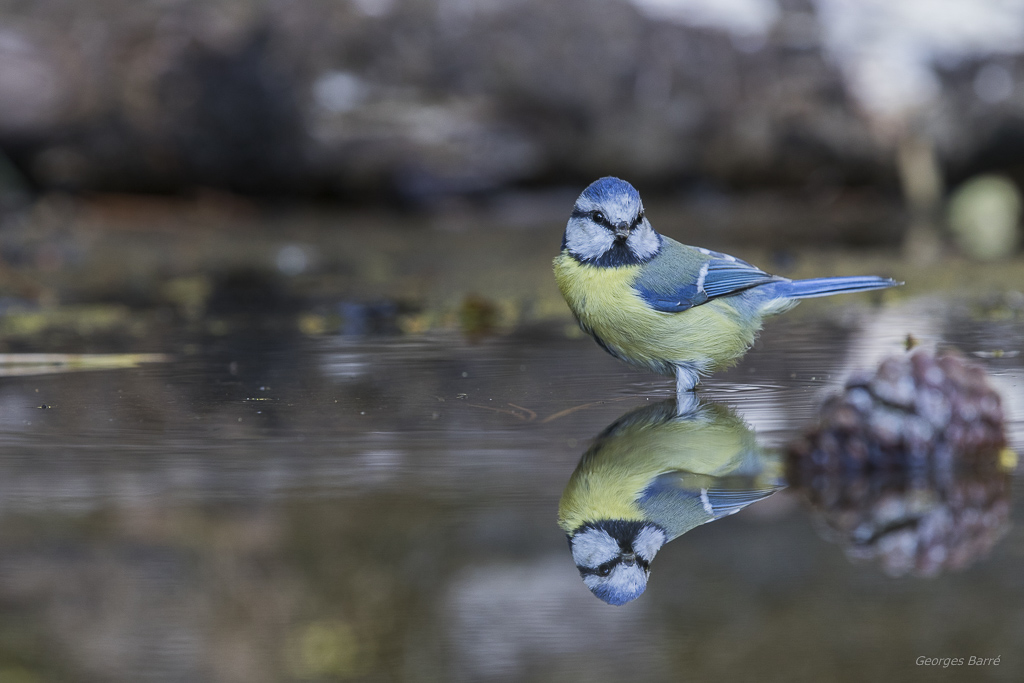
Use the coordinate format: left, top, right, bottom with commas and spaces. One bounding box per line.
458, 294, 500, 341
787, 350, 1014, 577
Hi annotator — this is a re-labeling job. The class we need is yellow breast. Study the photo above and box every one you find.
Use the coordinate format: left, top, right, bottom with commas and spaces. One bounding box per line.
558, 455, 649, 534
553, 251, 755, 373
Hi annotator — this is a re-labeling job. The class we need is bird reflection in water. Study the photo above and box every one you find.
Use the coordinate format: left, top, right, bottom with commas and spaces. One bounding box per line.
558, 398, 784, 605
559, 352, 1017, 603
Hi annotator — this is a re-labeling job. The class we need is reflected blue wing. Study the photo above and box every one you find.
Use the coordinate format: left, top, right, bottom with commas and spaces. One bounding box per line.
637, 470, 781, 537
700, 485, 779, 517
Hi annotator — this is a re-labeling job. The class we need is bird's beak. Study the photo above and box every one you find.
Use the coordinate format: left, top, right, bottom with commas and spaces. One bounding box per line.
613, 223, 630, 240
621, 552, 637, 567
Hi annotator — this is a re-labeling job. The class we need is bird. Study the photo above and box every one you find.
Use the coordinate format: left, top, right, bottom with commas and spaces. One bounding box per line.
558, 398, 784, 605
553, 177, 901, 395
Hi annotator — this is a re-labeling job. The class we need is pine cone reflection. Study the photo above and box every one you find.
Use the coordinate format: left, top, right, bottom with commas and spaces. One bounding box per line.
787, 351, 1014, 577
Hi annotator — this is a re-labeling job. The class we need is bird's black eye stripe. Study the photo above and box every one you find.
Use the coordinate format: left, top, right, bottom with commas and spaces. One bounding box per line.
577, 558, 620, 577
576, 554, 650, 577
569, 208, 603, 223
569, 209, 642, 227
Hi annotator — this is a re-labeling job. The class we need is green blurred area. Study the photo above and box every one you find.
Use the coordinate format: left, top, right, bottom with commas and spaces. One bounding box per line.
1, 192, 1023, 354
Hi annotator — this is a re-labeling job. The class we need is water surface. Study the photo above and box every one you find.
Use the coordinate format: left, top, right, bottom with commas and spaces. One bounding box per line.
0, 300, 1021, 682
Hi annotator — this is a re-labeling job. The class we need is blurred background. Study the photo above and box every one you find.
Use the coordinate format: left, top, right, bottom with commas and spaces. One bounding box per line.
1, 1, 1024, 682
2, 0, 1024, 339
3, 0, 1024, 204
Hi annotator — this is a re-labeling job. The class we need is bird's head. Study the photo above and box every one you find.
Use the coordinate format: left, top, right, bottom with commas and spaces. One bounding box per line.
569, 520, 667, 605
563, 177, 661, 266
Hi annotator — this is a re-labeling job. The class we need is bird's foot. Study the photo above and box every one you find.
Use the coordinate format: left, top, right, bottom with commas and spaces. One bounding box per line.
674, 364, 701, 394
673, 390, 701, 416
673, 364, 702, 416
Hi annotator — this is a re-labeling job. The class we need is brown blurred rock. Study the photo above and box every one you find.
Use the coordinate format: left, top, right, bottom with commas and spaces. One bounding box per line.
0, 26, 69, 134
0, 0, 876, 200
2, 0, 1024, 208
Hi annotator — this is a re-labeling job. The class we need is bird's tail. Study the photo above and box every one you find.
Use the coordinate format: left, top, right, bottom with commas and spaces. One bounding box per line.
776, 276, 901, 299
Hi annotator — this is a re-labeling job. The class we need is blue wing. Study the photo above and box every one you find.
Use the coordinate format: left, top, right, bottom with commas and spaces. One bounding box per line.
635, 283, 708, 313
701, 258, 780, 299
640, 471, 779, 518
635, 246, 782, 313
637, 470, 781, 538
699, 485, 779, 517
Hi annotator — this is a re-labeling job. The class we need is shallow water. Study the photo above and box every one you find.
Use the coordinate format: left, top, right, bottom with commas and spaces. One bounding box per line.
0, 300, 1021, 682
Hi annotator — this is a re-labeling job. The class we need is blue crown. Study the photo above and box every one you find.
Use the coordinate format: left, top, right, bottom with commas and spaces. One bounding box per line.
591, 579, 646, 606
580, 176, 640, 206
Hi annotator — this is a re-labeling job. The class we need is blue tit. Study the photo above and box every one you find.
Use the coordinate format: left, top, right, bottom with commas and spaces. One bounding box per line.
553, 177, 902, 394
558, 398, 783, 605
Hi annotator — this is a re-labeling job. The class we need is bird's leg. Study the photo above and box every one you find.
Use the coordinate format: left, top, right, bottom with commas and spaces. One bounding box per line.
674, 364, 700, 405
674, 390, 700, 416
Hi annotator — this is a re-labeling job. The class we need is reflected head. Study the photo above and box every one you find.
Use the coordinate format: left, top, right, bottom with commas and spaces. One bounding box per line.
569, 520, 666, 606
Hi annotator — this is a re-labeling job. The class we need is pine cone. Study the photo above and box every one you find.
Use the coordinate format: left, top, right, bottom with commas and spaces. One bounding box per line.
787, 350, 1013, 577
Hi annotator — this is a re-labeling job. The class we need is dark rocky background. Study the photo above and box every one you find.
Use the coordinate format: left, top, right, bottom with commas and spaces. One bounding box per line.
1, 0, 1022, 209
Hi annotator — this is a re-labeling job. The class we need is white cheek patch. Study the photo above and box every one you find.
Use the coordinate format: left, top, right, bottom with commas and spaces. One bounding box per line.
626, 222, 661, 260
633, 525, 666, 562
564, 217, 615, 261
571, 528, 620, 568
